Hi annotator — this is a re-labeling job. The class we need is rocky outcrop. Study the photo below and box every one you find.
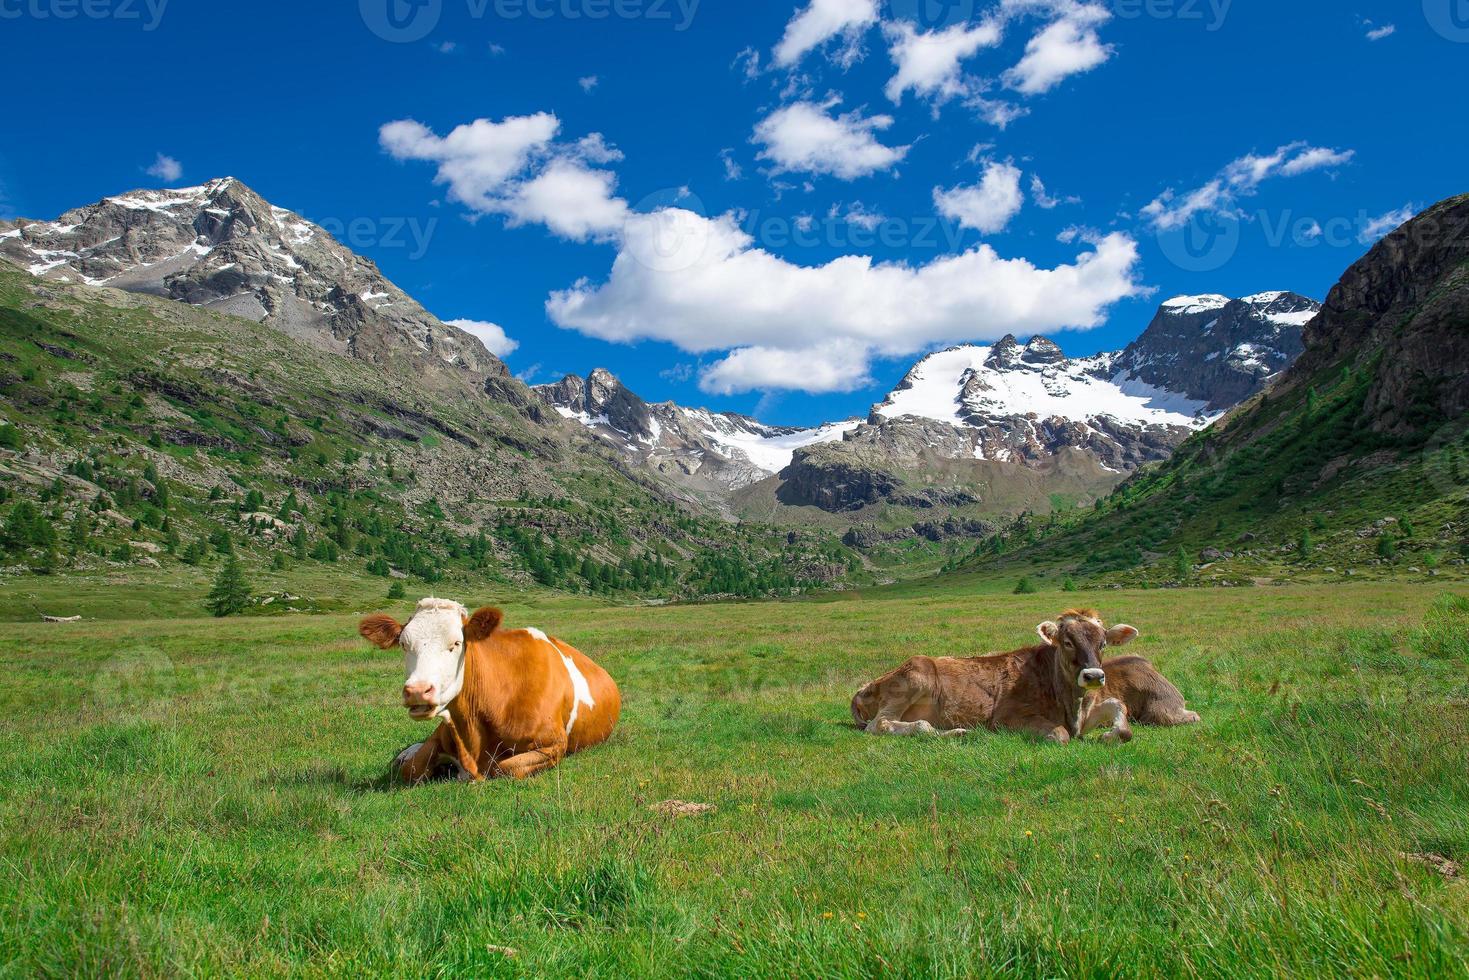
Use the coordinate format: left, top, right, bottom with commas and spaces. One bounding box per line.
1292, 194, 1469, 436
1111, 292, 1317, 412
0, 178, 508, 393
534, 368, 859, 495
777, 445, 902, 511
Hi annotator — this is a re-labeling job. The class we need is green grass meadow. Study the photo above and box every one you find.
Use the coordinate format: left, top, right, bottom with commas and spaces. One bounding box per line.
2, 580, 1467, 977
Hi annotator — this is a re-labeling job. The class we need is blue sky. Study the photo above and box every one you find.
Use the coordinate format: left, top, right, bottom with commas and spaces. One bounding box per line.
2, 0, 1464, 426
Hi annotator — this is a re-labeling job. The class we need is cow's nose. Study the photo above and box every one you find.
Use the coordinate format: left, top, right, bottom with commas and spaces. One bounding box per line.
403, 681, 436, 705
1080, 669, 1106, 687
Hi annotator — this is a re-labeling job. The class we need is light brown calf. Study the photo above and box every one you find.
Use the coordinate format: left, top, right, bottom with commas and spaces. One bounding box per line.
851, 609, 1199, 744
360, 600, 620, 782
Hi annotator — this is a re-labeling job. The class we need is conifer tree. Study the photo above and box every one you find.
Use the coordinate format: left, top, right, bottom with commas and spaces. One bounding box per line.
206, 558, 252, 618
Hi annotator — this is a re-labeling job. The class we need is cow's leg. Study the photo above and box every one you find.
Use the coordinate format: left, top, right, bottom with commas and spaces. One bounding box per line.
1081, 698, 1132, 745
872, 718, 968, 738
396, 726, 454, 784
1012, 719, 1071, 744
492, 746, 566, 781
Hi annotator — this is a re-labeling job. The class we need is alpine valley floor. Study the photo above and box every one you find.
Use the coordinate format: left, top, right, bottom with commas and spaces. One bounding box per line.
1, 578, 1465, 977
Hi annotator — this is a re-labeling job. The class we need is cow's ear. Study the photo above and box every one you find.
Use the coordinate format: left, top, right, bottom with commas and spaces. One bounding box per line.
464, 607, 504, 642
1037, 621, 1060, 645
359, 614, 404, 650
1106, 624, 1139, 646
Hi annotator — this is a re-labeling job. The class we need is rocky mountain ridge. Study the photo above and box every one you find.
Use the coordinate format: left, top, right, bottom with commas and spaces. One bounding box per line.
0, 178, 513, 397
956, 193, 1469, 589
545, 290, 1319, 516
534, 369, 859, 498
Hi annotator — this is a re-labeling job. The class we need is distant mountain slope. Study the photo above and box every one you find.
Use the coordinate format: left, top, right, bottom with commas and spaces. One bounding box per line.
0, 242, 857, 600
1112, 291, 1315, 411
0, 178, 513, 396
751, 291, 1316, 522
546, 293, 1317, 518
534, 368, 858, 497
954, 194, 1469, 588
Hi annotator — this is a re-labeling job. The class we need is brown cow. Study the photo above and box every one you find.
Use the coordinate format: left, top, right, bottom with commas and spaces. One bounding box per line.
359, 598, 620, 782
850, 609, 1199, 744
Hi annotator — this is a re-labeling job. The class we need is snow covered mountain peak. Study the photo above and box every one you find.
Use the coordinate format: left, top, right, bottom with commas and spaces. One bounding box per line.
875, 342, 1213, 433
0, 177, 505, 386
1161, 294, 1232, 315
533, 368, 859, 494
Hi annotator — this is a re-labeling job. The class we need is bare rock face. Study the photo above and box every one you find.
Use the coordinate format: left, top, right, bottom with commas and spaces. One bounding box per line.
534, 368, 858, 496
0, 178, 506, 393
777, 445, 903, 512
1111, 292, 1317, 412
1293, 193, 1469, 437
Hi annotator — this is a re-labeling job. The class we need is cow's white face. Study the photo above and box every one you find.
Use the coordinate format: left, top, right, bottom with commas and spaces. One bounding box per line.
399, 600, 468, 720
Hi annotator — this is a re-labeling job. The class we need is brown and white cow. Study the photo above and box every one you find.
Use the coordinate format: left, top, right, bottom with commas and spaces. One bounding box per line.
359, 599, 620, 782
850, 609, 1199, 745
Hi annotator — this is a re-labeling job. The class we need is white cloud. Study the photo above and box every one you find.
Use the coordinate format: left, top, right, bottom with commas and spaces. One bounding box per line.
773, 0, 879, 68
1030, 174, 1078, 209
447, 319, 519, 357
437, 41, 458, 54
934, 161, 1025, 234
579, 75, 600, 92
489, 43, 507, 56
1003, 4, 1114, 95
380, 113, 629, 241
545, 207, 1143, 394
752, 100, 909, 180
733, 46, 762, 80
703, 341, 875, 394
882, 20, 1003, 105
146, 153, 183, 182
967, 95, 1029, 129
1277, 146, 1355, 177
719, 147, 744, 181
502, 159, 630, 240
965, 142, 996, 164
1142, 142, 1356, 230
1365, 23, 1395, 41
1359, 204, 1416, 244
836, 201, 885, 230
1056, 224, 1103, 245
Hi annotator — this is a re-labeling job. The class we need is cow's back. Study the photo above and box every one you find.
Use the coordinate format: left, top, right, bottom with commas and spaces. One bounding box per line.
852, 652, 1017, 730
550, 637, 621, 752
1101, 654, 1197, 726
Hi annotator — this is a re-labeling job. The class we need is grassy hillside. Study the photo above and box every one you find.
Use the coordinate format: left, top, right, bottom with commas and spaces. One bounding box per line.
0, 264, 860, 607
945, 358, 1469, 591
945, 198, 1469, 593
0, 581, 1464, 975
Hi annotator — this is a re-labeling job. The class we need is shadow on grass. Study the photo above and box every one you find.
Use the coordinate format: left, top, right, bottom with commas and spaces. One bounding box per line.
268, 763, 411, 795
